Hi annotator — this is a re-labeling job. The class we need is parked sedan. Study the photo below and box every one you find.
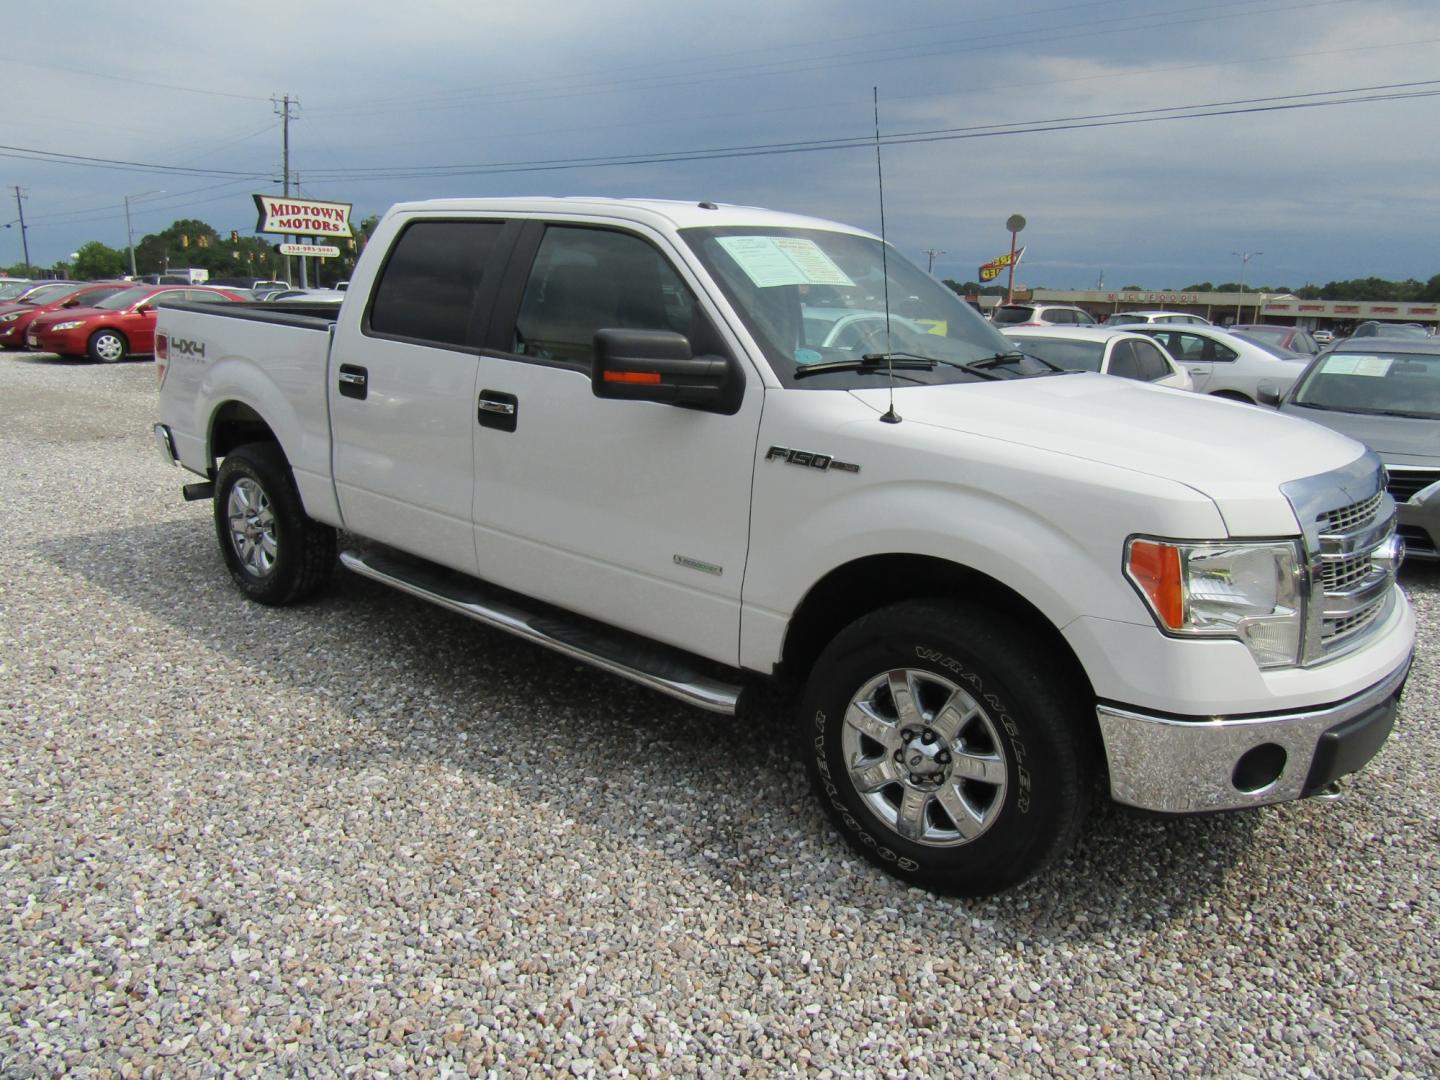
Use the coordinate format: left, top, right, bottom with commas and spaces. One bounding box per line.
26, 284, 245, 362
1229, 323, 1320, 356
1269, 338, 1440, 560
0, 280, 134, 349
1002, 326, 1192, 390
1125, 324, 1309, 403
1103, 310, 1211, 326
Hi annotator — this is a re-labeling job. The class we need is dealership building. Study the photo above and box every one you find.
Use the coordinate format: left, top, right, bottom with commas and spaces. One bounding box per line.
998, 289, 1439, 330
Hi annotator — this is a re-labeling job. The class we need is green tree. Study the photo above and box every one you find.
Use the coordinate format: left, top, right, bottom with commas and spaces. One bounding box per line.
72, 240, 126, 280
1419, 273, 1440, 302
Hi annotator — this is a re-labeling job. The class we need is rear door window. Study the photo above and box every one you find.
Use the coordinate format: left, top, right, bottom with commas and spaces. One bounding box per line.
367, 220, 506, 348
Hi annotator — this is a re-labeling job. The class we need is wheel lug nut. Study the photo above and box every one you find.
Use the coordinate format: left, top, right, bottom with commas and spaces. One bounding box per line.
921, 730, 936, 744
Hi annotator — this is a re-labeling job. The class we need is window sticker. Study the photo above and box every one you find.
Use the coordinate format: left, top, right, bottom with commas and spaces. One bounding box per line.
1321, 355, 1393, 378
717, 236, 856, 288
794, 347, 824, 365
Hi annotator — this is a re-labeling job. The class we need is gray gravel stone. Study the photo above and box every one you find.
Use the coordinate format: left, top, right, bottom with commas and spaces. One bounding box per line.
1, 353, 1437, 1077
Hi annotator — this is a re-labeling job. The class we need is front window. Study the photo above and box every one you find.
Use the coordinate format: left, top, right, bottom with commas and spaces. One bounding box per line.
1290, 351, 1440, 418
22, 283, 77, 305
684, 226, 1040, 387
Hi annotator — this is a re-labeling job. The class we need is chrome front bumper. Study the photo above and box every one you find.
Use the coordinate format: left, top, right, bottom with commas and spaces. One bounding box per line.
1097, 658, 1411, 813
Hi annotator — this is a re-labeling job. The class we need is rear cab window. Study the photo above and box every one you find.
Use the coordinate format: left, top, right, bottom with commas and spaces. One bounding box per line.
366, 219, 507, 348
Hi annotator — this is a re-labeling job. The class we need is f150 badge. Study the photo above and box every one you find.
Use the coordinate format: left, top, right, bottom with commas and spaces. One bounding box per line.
765, 445, 860, 474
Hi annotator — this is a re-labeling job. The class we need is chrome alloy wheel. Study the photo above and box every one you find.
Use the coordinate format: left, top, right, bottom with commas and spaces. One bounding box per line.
226, 477, 278, 577
841, 668, 1009, 846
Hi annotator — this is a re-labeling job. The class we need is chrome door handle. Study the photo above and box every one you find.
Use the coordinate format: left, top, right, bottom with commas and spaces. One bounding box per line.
477, 399, 516, 415
338, 371, 367, 386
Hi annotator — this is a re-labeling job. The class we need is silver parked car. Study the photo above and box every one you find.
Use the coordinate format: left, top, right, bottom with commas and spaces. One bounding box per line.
1125, 324, 1309, 404
1002, 326, 1192, 390
1269, 338, 1440, 560
989, 302, 1097, 327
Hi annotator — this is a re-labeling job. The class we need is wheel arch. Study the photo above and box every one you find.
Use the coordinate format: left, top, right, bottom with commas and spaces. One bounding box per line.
208, 400, 280, 468
781, 552, 1096, 715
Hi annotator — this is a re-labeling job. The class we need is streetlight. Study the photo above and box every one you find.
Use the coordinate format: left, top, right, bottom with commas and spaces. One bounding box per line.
1233, 250, 1262, 324
124, 190, 165, 277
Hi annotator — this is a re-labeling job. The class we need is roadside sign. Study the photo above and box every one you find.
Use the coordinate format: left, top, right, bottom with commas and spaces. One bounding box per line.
277, 243, 341, 257
253, 195, 353, 238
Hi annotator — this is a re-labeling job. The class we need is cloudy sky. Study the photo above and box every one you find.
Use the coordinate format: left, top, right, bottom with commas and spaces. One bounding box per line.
6, 0, 1437, 290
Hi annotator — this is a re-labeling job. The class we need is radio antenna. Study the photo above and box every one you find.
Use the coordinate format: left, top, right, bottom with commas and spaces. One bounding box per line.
873, 86, 900, 425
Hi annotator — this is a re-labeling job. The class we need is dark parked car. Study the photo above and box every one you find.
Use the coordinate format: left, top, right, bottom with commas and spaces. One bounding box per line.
1350, 321, 1431, 340
1269, 338, 1440, 559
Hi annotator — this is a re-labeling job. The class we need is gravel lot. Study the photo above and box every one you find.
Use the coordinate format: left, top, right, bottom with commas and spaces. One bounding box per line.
2, 353, 1437, 1078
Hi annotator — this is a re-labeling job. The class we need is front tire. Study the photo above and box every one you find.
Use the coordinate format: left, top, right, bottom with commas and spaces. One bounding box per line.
800, 599, 1092, 895
213, 443, 336, 605
88, 329, 127, 364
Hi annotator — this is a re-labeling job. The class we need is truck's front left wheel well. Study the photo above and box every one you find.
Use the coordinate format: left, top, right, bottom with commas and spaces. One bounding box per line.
209, 402, 277, 470
781, 553, 1094, 707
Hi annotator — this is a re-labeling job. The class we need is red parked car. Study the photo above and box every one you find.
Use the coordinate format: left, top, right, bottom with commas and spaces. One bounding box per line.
26, 284, 247, 362
0, 280, 135, 350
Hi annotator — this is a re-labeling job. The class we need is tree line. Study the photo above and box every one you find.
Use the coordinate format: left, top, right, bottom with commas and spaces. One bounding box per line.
3, 216, 381, 285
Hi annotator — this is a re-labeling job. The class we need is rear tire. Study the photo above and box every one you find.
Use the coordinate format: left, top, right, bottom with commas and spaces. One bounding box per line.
213, 443, 336, 606
88, 329, 127, 364
799, 599, 1092, 895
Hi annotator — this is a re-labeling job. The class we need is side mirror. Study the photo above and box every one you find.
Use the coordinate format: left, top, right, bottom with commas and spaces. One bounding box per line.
1257, 383, 1283, 407
136, 303, 155, 315
592, 329, 742, 414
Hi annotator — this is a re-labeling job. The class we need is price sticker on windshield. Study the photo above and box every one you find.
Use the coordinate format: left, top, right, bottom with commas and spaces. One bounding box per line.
1321, 355, 1393, 378
717, 236, 855, 288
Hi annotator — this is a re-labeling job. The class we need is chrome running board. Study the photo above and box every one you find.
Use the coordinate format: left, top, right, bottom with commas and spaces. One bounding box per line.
339, 548, 745, 715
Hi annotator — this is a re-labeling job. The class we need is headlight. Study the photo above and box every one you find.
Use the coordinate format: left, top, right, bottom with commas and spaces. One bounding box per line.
0, 312, 19, 323
1125, 537, 1305, 668
51, 320, 87, 331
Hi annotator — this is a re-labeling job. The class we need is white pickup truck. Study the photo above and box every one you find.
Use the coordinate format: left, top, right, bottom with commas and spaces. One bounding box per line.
155, 197, 1414, 894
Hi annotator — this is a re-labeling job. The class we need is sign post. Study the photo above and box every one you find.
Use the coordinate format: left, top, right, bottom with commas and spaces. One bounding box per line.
253, 195, 354, 287
1004, 214, 1026, 305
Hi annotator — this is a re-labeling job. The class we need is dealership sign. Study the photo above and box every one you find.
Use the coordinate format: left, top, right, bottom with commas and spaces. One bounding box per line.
254, 195, 353, 238
278, 243, 342, 257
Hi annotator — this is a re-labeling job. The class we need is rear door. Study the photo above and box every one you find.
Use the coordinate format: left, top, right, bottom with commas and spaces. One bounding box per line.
328, 217, 518, 574
466, 218, 763, 665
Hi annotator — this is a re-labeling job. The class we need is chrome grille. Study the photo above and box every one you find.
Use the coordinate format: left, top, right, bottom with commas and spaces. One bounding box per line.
1283, 457, 1400, 666
1318, 490, 1383, 535
1322, 551, 1375, 592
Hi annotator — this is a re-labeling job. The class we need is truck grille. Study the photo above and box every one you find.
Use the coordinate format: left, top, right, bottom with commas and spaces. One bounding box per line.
1311, 487, 1397, 660
1283, 457, 1400, 666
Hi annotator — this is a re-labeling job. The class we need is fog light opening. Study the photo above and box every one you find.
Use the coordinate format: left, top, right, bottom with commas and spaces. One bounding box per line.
1233, 743, 1287, 793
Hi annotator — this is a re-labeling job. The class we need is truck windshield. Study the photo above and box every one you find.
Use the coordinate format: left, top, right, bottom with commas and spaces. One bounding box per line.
682, 225, 1041, 388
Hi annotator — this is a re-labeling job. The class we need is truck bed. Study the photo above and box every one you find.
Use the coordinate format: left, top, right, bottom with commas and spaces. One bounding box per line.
157, 298, 343, 329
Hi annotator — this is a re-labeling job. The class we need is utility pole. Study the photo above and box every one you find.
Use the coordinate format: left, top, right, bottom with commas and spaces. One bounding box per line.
1232, 250, 1262, 324
923, 248, 946, 274
273, 94, 303, 287
12, 187, 30, 270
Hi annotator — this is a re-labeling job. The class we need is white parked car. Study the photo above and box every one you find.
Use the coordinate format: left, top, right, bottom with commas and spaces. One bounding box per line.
1125, 324, 1310, 404
1104, 310, 1211, 326
1002, 326, 1192, 391
990, 302, 1097, 327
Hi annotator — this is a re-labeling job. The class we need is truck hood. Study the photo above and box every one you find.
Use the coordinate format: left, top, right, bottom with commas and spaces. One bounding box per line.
849, 374, 1371, 536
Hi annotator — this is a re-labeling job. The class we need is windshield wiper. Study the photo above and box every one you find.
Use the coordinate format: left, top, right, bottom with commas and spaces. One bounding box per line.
859, 349, 1010, 381
795, 354, 935, 379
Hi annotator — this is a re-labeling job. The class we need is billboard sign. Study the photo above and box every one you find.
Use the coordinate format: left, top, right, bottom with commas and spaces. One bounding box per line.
254, 195, 353, 238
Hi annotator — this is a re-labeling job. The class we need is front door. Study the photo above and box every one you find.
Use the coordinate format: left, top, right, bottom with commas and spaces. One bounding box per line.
468, 221, 762, 665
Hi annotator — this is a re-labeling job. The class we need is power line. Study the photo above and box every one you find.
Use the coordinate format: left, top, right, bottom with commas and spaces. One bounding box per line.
295, 80, 1440, 182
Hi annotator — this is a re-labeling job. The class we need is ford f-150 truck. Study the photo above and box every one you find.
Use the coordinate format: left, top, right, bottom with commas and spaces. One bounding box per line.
154, 198, 1414, 895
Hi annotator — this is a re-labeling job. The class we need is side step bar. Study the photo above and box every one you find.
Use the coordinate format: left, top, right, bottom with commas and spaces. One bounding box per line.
339, 548, 746, 715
